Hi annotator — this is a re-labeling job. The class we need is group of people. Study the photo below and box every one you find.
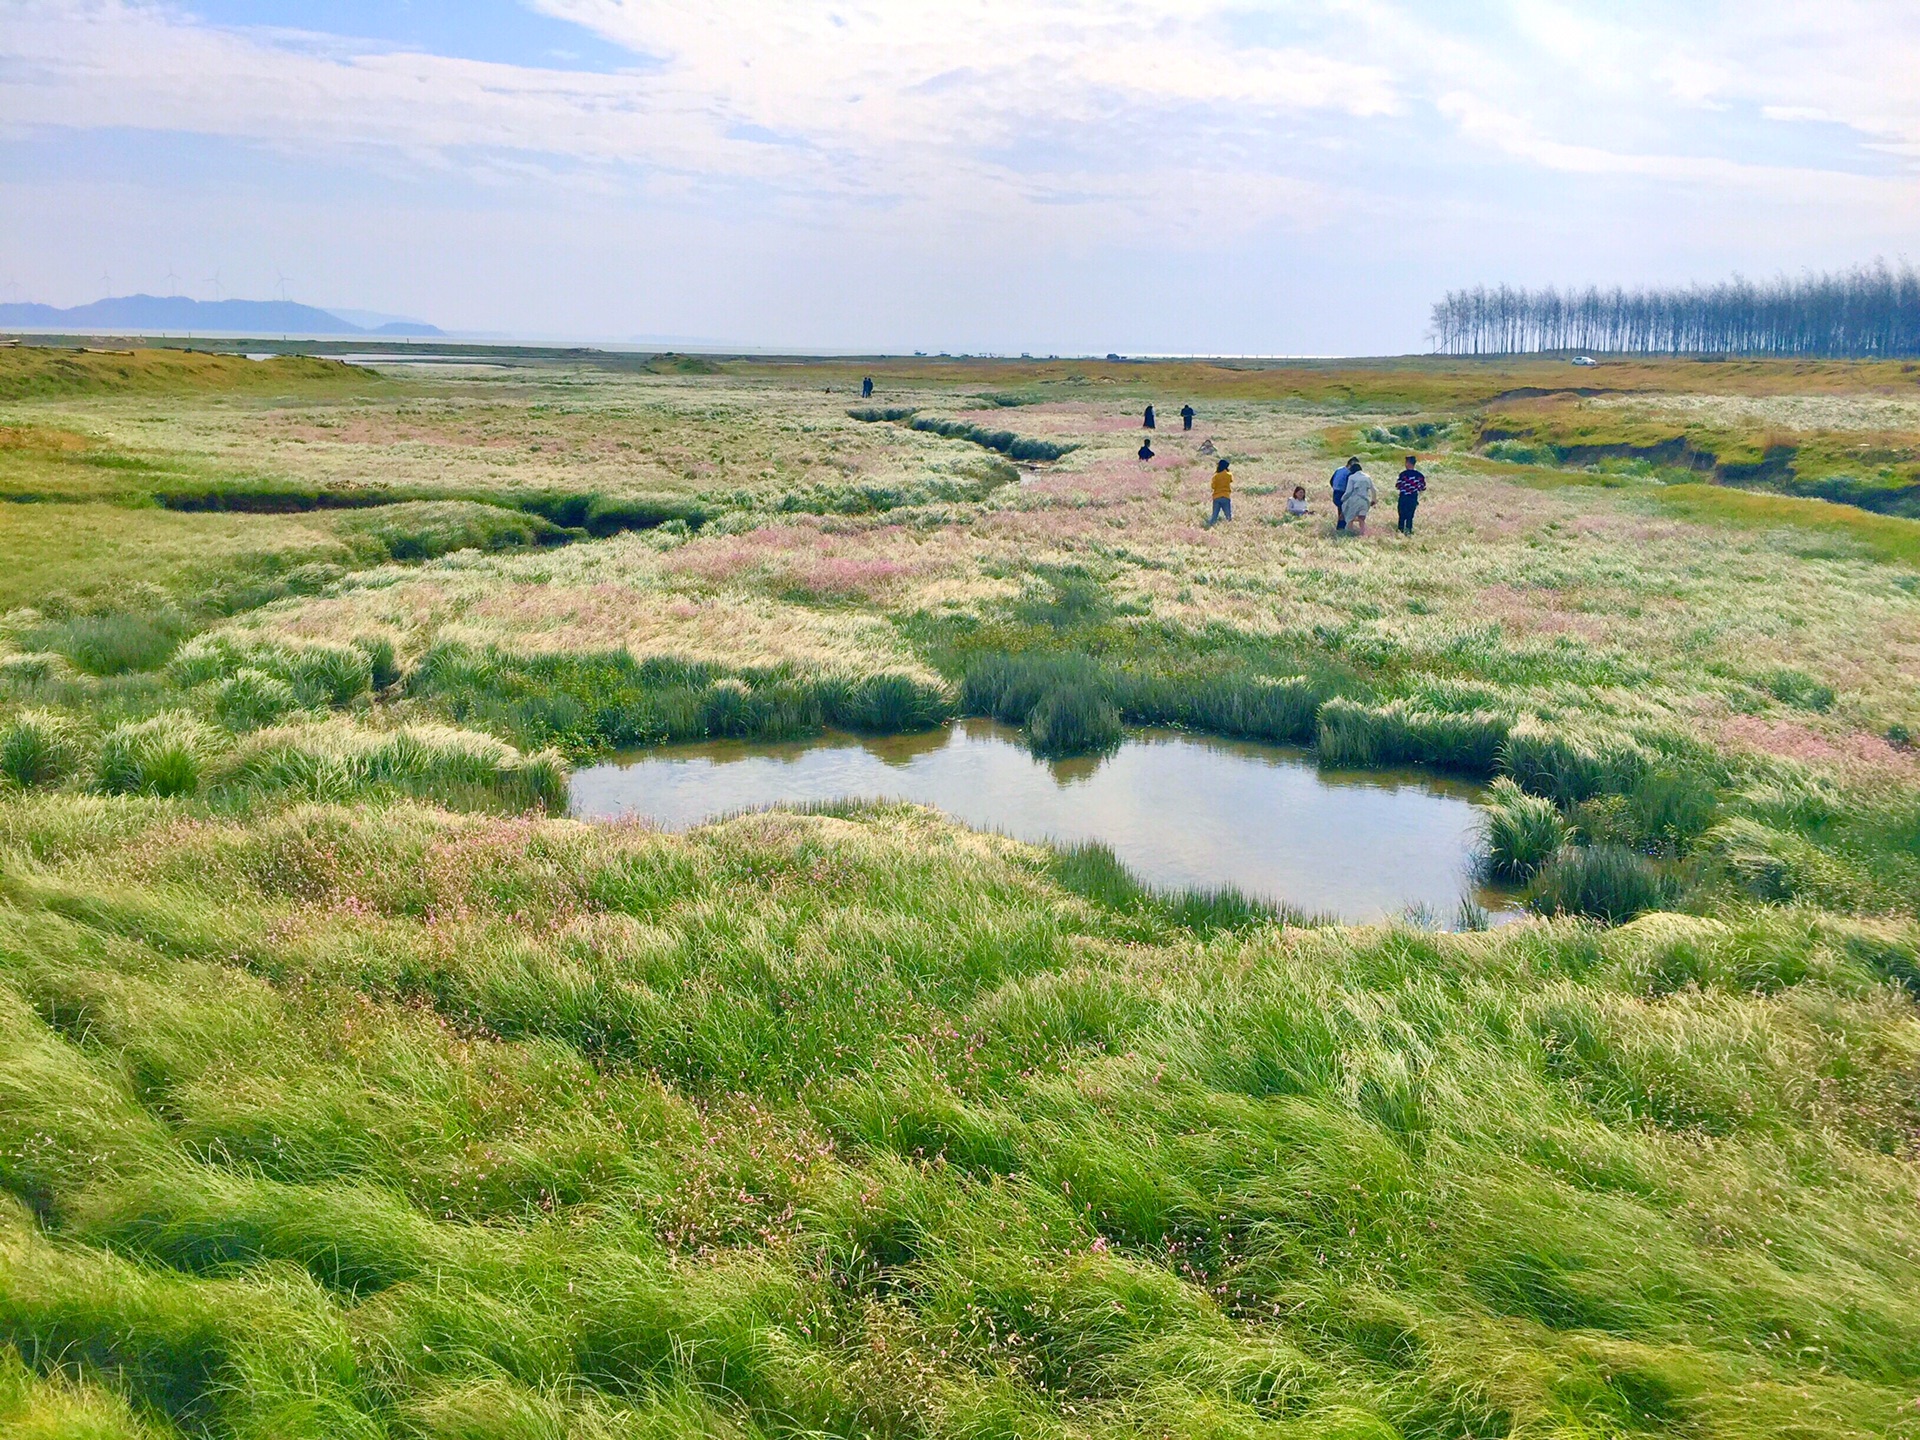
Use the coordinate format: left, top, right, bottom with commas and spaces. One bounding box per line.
1134, 400, 1428, 534
1329, 454, 1426, 535
1141, 403, 1197, 432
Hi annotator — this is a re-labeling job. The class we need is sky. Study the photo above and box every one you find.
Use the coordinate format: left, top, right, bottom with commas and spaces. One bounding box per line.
2, 1, 1917, 354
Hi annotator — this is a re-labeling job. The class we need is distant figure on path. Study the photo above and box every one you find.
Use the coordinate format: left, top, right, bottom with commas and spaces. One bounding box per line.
1341, 461, 1375, 535
1180, 403, 1195, 431
861, 375, 874, 398
1395, 454, 1427, 534
1287, 485, 1309, 517
1143, 403, 1156, 429
1330, 456, 1357, 531
1207, 457, 1233, 525
1138, 437, 1155, 461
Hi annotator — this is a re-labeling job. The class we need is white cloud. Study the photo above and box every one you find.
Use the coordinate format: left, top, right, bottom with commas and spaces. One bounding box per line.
4, 0, 1919, 348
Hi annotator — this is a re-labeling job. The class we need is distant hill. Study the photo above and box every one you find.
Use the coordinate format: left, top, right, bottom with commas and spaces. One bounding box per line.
0, 294, 441, 337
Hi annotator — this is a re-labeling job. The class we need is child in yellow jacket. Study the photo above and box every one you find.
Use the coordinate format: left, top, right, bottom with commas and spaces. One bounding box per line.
1208, 459, 1233, 526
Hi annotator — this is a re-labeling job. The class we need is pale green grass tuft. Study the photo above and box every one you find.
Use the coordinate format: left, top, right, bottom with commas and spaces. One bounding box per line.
0, 711, 85, 790
95, 712, 212, 797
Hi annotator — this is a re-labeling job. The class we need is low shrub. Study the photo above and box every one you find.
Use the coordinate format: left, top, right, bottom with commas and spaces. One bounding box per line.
96, 712, 212, 797
1526, 844, 1668, 923
1027, 685, 1122, 759
1478, 776, 1566, 880
0, 710, 85, 789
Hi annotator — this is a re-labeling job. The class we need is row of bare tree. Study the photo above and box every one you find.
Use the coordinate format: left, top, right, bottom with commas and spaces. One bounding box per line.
1430, 262, 1920, 357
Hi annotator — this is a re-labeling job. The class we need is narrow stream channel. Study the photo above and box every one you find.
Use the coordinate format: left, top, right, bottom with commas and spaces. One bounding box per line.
570, 720, 1521, 925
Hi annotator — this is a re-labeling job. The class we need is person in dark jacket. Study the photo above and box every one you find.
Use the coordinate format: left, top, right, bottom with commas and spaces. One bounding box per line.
1138, 438, 1155, 461
1395, 454, 1427, 534
1180, 403, 1195, 430
1143, 404, 1156, 429
861, 375, 873, 398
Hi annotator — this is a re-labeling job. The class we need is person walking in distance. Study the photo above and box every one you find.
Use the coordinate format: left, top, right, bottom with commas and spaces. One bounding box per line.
861, 375, 873, 399
1207, 457, 1233, 525
1138, 436, 1155, 462
1143, 403, 1156, 430
1395, 453, 1426, 534
1330, 456, 1356, 531
1180, 403, 1195, 431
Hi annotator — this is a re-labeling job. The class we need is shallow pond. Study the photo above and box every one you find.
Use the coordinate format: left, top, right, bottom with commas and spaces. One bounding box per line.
570, 721, 1520, 925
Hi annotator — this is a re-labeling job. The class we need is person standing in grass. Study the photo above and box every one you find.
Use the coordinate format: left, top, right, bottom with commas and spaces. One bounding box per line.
861, 375, 873, 398
1180, 403, 1195, 431
1395, 453, 1427, 534
1143, 403, 1156, 429
1207, 457, 1233, 525
1340, 460, 1375, 535
1138, 437, 1155, 462
1330, 455, 1357, 531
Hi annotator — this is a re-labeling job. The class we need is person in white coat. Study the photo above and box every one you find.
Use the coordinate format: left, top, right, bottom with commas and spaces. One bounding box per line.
1340, 462, 1376, 535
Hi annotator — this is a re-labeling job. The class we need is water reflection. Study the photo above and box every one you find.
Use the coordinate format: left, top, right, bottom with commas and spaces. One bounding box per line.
569, 720, 1520, 925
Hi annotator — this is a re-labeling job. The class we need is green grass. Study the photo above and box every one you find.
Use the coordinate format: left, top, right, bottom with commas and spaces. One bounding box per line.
3, 353, 1920, 1438
0, 800, 1916, 1437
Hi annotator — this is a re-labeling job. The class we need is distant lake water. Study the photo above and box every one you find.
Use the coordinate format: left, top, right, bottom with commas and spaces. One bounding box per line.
570, 721, 1520, 926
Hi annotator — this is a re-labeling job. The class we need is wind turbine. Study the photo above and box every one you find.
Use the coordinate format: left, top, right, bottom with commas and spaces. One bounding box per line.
100, 270, 113, 299
203, 268, 222, 300
164, 264, 182, 296
276, 271, 294, 302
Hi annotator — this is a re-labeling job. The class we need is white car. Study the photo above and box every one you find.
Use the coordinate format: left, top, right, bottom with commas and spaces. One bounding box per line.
1571, 355, 1599, 367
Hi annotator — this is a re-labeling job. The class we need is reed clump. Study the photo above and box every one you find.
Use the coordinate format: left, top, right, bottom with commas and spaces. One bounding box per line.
1526, 842, 1670, 922
1478, 775, 1567, 880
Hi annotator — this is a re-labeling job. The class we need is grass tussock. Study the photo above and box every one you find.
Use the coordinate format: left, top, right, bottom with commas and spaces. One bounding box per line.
1526, 842, 1671, 922
1478, 775, 1567, 880
94, 712, 212, 797
0, 711, 85, 791
220, 722, 568, 812
19, 609, 189, 677
169, 633, 376, 709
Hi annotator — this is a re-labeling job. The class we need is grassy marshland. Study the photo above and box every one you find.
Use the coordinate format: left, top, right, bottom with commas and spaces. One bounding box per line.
1, 343, 1919, 1437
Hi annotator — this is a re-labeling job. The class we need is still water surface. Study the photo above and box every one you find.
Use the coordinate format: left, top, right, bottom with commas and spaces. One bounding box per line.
571, 721, 1517, 924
